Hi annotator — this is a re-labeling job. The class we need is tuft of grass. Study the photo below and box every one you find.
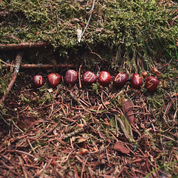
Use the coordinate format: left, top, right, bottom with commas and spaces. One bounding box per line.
145, 160, 178, 178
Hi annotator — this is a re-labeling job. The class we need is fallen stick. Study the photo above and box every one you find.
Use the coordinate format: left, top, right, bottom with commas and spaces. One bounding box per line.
21, 63, 75, 68
0, 51, 23, 103
0, 42, 51, 51
1, 63, 75, 69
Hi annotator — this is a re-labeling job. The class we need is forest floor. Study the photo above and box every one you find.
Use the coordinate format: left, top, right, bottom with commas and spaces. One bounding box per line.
0, 0, 178, 177
0, 48, 178, 177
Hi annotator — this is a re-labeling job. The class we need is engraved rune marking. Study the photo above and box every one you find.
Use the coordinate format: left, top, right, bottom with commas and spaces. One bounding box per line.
85, 72, 94, 82
101, 72, 107, 80
70, 72, 74, 81
37, 76, 43, 84
114, 73, 124, 82
135, 75, 141, 84
52, 75, 57, 84
147, 79, 153, 88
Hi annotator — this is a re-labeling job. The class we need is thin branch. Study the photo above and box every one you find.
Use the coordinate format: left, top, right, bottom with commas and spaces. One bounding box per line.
78, 0, 95, 42
0, 160, 19, 176
20, 63, 75, 68
1, 63, 75, 69
0, 42, 51, 51
78, 63, 83, 88
0, 51, 23, 103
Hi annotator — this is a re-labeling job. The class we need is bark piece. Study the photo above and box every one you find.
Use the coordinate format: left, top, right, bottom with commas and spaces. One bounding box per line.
17, 117, 36, 130
113, 141, 130, 154
123, 99, 135, 126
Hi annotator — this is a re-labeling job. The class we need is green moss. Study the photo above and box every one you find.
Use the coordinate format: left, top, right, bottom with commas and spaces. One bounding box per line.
0, 0, 177, 59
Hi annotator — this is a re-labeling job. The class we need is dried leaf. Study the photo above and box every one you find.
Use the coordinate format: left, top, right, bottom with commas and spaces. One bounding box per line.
47, 88, 53, 93
115, 115, 135, 143
17, 117, 36, 130
113, 141, 130, 154
104, 101, 110, 105
53, 129, 58, 136
51, 160, 56, 166
142, 71, 148, 77
77, 137, 88, 143
79, 148, 89, 155
152, 67, 161, 77
140, 122, 145, 129
152, 67, 160, 74
78, 124, 84, 128
123, 99, 135, 125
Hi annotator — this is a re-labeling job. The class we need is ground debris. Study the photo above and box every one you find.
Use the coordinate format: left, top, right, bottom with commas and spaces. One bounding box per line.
0, 58, 177, 177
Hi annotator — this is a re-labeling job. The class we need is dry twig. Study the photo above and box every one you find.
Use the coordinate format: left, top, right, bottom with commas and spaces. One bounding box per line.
0, 42, 50, 51
0, 51, 23, 103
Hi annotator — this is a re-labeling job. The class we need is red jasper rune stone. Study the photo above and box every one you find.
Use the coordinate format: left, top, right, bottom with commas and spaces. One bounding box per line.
131, 73, 143, 89
33, 75, 44, 88
65, 70, 78, 85
98, 71, 111, 86
113, 73, 127, 88
48, 73, 61, 87
145, 76, 158, 92
83, 71, 97, 85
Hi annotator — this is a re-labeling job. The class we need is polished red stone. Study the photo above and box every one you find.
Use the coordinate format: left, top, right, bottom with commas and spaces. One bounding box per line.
131, 73, 143, 89
145, 76, 158, 92
33, 75, 44, 88
98, 71, 111, 86
82, 71, 97, 85
48, 73, 61, 87
64, 70, 78, 85
113, 73, 127, 88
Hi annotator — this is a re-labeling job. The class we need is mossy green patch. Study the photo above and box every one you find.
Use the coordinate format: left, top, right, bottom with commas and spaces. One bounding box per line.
0, 0, 177, 60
